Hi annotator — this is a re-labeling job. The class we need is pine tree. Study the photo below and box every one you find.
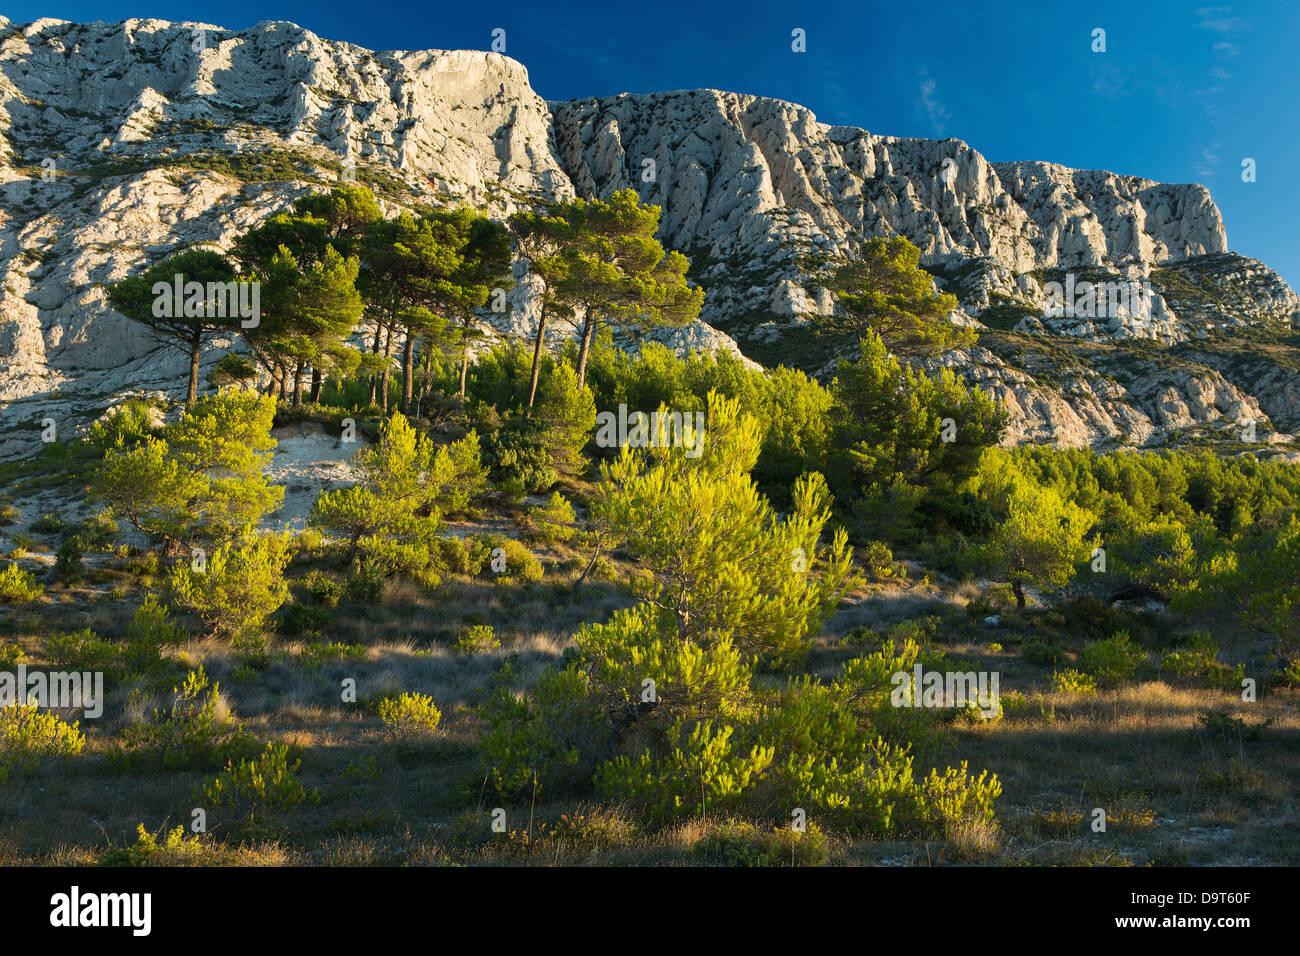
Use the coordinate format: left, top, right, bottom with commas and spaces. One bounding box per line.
424, 208, 513, 403
829, 331, 1006, 539
588, 391, 858, 666
509, 206, 575, 411
976, 477, 1096, 609
165, 393, 284, 539
550, 190, 704, 389
88, 436, 203, 552
531, 360, 596, 478
812, 236, 974, 357
89, 393, 284, 553
168, 532, 291, 643
107, 249, 250, 404
232, 188, 377, 402
309, 414, 487, 563
359, 214, 460, 413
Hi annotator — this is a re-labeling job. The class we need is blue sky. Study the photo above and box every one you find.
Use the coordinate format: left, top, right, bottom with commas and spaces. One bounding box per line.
8, 0, 1298, 287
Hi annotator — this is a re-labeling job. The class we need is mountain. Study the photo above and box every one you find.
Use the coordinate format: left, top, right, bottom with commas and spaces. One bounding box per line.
1, 16, 1296, 459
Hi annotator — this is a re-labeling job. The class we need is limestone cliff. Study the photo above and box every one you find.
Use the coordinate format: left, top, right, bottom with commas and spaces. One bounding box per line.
0, 16, 1295, 460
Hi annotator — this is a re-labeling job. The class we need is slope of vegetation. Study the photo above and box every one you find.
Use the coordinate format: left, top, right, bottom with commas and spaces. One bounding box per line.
1, 186, 1296, 867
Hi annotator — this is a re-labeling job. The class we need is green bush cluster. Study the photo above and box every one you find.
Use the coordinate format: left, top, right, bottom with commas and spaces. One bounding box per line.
0, 705, 85, 783
0, 564, 43, 602
454, 624, 500, 655
114, 667, 258, 771
376, 692, 442, 736
691, 820, 830, 867
483, 397, 999, 837
196, 742, 317, 820
1079, 631, 1147, 686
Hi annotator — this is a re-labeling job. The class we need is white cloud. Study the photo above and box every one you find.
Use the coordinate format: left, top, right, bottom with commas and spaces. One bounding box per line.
918, 73, 949, 136
1196, 6, 1242, 33
1195, 141, 1222, 180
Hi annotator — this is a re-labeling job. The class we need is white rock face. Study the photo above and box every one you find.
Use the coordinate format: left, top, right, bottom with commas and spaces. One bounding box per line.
550, 91, 1230, 324
0, 16, 1295, 459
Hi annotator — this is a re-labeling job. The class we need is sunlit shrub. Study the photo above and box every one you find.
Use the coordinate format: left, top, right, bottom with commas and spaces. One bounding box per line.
0, 564, 43, 603
0, 705, 85, 782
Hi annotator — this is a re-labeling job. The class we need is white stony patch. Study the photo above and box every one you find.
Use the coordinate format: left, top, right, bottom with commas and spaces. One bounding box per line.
263, 425, 363, 531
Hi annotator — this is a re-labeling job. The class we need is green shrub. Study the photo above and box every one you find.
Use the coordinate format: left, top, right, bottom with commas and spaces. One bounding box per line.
1000, 690, 1055, 721
299, 639, 367, 669
0, 704, 85, 783
886, 615, 940, 646
0, 563, 43, 603
47, 628, 118, 674
1079, 631, 1146, 686
0, 643, 26, 668
279, 602, 332, 637
524, 492, 578, 546
168, 534, 291, 642
29, 513, 66, 536
5, 534, 32, 559
1198, 708, 1273, 742
303, 572, 344, 607
54, 536, 85, 583
98, 824, 210, 867
913, 762, 1003, 834
126, 552, 159, 578
294, 528, 325, 553
480, 536, 543, 585
346, 562, 385, 604
1161, 632, 1220, 679
596, 719, 774, 820
114, 667, 258, 771
454, 624, 500, 655
376, 692, 442, 736
71, 512, 119, 552
430, 535, 490, 576
861, 540, 906, 580
483, 425, 557, 496
1051, 668, 1098, 695
196, 742, 316, 819
692, 819, 829, 867
123, 596, 183, 677
1022, 638, 1066, 667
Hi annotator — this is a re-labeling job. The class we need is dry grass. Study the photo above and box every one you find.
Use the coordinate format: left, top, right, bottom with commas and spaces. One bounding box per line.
2, 531, 1298, 866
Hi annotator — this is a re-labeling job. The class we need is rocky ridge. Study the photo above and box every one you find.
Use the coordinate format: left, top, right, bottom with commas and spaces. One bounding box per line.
0, 16, 1295, 460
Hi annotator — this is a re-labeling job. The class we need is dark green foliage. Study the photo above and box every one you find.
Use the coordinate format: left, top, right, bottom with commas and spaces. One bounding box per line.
808, 236, 975, 357
54, 536, 84, 584
279, 602, 332, 637
483, 421, 560, 495
828, 332, 1008, 541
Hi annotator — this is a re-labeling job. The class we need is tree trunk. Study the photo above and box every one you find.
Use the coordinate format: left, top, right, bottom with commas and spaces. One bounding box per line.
1011, 578, 1026, 610
571, 535, 604, 597
293, 361, 305, 407
420, 340, 433, 403
575, 311, 596, 390
368, 319, 384, 405
402, 333, 416, 413
310, 366, 323, 404
186, 342, 201, 406
278, 365, 289, 402
458, 317, 471, 400
379, 325, 394, 413
525, 310, 549, 413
